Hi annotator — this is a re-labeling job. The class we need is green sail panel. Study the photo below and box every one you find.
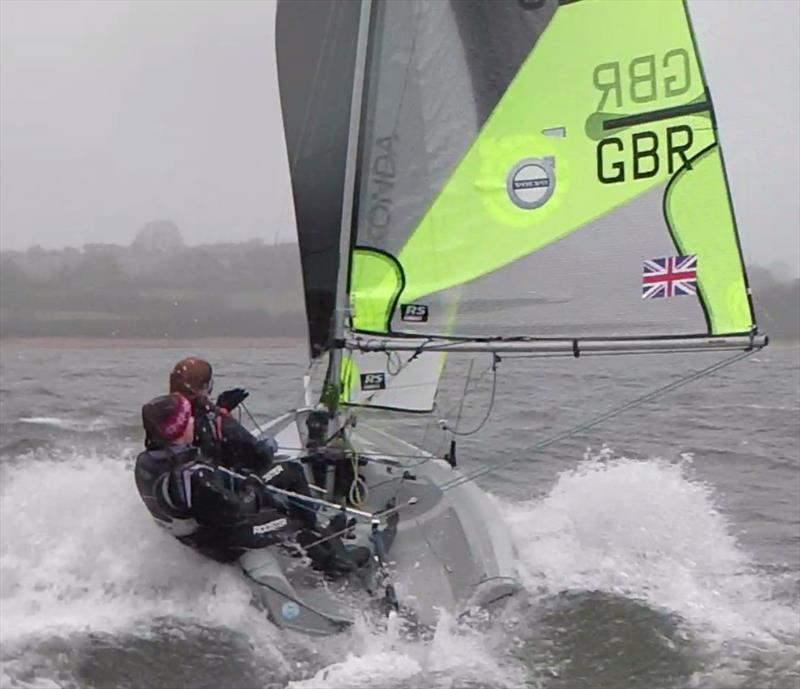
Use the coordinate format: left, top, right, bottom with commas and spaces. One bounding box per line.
349, 0, 756, 341
664, 144, 751, 334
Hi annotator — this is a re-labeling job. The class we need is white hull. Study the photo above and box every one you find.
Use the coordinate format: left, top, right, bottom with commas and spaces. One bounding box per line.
240, 409, 519, 634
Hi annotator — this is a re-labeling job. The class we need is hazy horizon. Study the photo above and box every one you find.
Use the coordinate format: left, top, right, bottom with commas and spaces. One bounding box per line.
1, 0, 798, 273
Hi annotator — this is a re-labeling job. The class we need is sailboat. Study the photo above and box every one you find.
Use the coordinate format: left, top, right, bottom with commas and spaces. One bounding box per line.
240, 0, 767, 635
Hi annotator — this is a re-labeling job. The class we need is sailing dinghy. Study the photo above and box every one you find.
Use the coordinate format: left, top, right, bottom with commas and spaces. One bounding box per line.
241, 0, 767, 635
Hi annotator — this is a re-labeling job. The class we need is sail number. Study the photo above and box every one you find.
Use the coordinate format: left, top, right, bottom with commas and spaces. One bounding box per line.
594, 49, 694, 184
593, 49, 691, 110
597, 125, 693, 184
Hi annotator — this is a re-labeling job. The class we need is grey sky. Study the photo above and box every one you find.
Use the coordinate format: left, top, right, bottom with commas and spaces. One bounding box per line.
1, 0, 798, 274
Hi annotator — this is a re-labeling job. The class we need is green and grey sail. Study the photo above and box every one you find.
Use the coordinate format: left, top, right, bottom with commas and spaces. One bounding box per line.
277, 0, 765, 413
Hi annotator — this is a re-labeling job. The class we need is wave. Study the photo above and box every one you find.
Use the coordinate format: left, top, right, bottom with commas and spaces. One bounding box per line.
1, 447, 797, 688
501, 455, 799, 647
17, 416, 113, 432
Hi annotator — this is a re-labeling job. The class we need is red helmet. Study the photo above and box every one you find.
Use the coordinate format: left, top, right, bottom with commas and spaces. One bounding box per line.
169, 357, 213, 401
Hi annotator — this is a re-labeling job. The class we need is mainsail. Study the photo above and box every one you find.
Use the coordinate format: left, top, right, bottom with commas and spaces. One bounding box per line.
277, 0, 766, 413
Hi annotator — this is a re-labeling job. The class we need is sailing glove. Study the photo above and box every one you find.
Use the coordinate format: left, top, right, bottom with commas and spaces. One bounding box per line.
256, 436, 279, 459
216, 388, 249, 411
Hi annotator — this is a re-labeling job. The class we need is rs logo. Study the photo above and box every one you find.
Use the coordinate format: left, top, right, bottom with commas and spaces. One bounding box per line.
401, 303, 429, 322
361, 373, 387, 391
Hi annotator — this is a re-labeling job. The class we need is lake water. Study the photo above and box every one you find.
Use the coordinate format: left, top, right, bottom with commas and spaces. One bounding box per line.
0, 341, 798, 689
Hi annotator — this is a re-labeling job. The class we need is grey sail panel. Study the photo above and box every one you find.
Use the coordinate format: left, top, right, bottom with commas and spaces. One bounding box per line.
349, 0, 556, 343
452, 0, 557, 125
352, 0, 550, 259
276, 0, 361, 357
342, 0, 555, 411
444, 184, 708, 339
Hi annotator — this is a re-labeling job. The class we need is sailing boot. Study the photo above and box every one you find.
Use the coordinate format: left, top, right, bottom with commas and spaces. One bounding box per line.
296, 517, 370, 574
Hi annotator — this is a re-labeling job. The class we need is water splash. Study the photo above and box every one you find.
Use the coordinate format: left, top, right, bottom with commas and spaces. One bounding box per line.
289, 612, 525, 689
0, 451, 277, 645
0, 448, 522, 688
502, 454, 798, 647
1, 446, 796, 688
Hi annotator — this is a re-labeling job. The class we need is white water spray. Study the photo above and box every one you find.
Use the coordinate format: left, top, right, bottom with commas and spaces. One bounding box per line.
502, 453, 798, 647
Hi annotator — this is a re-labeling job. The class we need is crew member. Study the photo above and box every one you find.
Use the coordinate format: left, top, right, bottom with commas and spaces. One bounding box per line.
163, 357, 317, 528
135, 393, 292, 562
136, 393, 371, 572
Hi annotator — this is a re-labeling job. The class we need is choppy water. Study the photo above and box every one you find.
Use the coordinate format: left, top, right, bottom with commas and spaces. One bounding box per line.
0, 343, 798, 689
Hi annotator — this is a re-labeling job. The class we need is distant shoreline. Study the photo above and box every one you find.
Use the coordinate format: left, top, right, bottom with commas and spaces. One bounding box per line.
0, 336, 308, 349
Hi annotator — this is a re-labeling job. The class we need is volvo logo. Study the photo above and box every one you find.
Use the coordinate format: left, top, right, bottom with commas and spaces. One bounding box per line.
507, 157, 555, 210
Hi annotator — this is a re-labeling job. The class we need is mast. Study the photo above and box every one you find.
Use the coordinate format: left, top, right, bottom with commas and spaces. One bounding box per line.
326, 0, 373, 410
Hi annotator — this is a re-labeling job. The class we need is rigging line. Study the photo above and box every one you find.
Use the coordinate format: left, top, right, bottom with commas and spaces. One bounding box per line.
282, 353, 762, 550
451, 357, 475, 431
353, 338, 434, 407
447, 354, 500, 437
385, 349, 404, 376
240, 402, 264, 436
269, 444, 435, 461
438, 349, 756, 493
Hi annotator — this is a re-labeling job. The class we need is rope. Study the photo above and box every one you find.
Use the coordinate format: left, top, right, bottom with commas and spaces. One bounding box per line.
445, 354, 500, 437
438, 349, 756, 493
348, 452, 368, 507
452, 358, 475, 431
240, 402, 263, 435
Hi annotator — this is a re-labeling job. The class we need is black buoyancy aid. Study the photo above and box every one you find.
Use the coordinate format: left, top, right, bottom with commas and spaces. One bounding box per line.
134, 447, 200, 539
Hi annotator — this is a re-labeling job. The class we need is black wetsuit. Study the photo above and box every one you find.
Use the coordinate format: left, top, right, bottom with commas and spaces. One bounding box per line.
198, 404, 314, 506
135, 444, 372, 572
134, 445, 294, 562
144, 399, 318, 529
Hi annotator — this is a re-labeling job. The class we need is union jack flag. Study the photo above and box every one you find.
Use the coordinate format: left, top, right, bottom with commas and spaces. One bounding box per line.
642, 255, 698, 299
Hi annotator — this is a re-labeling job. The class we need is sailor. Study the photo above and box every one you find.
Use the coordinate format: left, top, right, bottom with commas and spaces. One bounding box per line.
163, 356, 317, 528
135, 393, 293, 562
136, 393, 372, 572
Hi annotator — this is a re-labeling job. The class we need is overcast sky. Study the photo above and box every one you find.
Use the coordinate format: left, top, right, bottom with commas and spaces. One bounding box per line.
1, 0, 798, 274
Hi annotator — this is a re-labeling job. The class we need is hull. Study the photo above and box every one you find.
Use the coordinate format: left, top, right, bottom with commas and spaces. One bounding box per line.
242, 408, 519, 634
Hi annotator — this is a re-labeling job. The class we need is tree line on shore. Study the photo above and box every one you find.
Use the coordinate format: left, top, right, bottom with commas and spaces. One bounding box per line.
1, 241, 798, 341
0, 240, 307, 339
